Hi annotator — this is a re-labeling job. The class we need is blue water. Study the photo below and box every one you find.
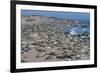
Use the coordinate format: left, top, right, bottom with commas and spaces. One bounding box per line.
21, 10, 90, 21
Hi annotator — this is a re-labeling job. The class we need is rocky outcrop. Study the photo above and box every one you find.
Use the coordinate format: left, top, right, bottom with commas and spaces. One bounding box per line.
21, 15, 90, 62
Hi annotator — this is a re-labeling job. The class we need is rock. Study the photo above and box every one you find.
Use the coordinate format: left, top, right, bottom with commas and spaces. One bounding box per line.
54, 42, 58, 44
49, 52, 57, 56
28, 45, 36, 48
65, 58, 71, 61
36, 53, 47, 58
45, 55, 53, 60
56, 55, 65, 59
80, 49, 87, 53
35, 49, 45, 52
52, 50, 56, 52
35, 48, 46, 52
22, 48, 29, 52
76, 54, 81, 59
46, 46, 51, 49
56, 54, 72, 59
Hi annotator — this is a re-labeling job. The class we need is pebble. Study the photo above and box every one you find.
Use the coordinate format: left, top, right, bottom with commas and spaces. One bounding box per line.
49, 52, 56, 56
65, 58, 71, 61
45, 56, 53, 60
35, 48, 46, 52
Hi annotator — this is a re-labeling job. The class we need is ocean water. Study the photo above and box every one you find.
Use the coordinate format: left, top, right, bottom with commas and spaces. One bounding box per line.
21, 10, 90, 20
